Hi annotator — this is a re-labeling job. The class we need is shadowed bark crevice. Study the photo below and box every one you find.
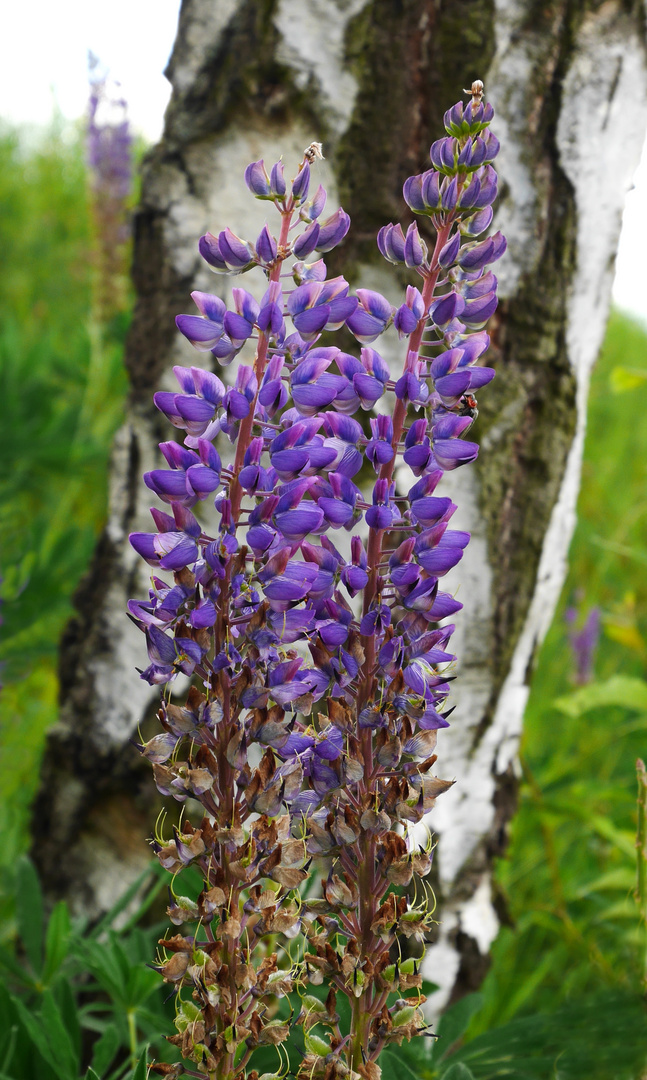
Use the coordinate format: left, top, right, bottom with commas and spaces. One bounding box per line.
164, 0, 320, 148
335, 0, 496, 269
126, 205, 195, 400
448, 931, 492, 1005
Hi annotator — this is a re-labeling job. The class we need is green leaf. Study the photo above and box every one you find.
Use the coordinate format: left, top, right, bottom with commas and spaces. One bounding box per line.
85, 1070, 101, 1080
445, 990, 647, 1080
440, 1066, 475, 1080
42, 902, 71, 986
130, 1047, 149, 1080
73, 938, 127, 1003
13, 989, 79, 1080
11, 993, 72, 1080
0, 943, 38, 989
53, 978, 81, 1066
90, 1023, 120, 1078
431, 994, 483, 1063
555, 675, 647, 717
12, 996, 51, 1063
379, 1049, 422, 1080
40, 989, 80, 1080
15, 855, 44, 974
609, 365, 647, 393
573, 866, 636, 896
0, 1013, 17, 1075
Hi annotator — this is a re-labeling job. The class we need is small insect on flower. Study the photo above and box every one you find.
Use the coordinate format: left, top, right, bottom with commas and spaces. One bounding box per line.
458, 393, 479, 420
464, 79, 485, 102
304, 141, 324, 163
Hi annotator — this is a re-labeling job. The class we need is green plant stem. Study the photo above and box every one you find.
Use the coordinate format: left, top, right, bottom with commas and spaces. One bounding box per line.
127, 1007, 138, 1068
636, 759, 647, 989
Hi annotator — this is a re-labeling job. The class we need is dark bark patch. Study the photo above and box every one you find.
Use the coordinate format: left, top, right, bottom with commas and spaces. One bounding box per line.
333, 0, 495, 270
447, 930, 492, 1006
164, 0, 317, 147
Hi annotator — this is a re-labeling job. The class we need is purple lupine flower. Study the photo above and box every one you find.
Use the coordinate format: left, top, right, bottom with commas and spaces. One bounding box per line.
315, 208, 351, 251
200, 228, 256, 273
353, 346, 390, 407
244, 159, 271, 197
366, 414, 395, 470
293, 221, 321, 258
394, 285, 425, 337
565, 602, 601, 684
140, 624, 205, 685
86, 52, 133, 323
377, 222, 406, 263
176, 292, 227, 350
128, 83, 505, 1080
404, 222, 427, 268
347, 288, 394, 343
255, 224, 278, 265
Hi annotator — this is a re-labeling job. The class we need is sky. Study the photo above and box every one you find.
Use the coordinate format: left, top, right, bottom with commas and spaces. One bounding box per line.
1, 0, 645, 323
0, 0, 181, 141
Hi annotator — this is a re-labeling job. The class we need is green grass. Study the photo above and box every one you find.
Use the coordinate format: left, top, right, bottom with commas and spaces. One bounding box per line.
472, 310, 647, 1031
0, 120, 129, 674
0, 120, 129, 925
2, 118, 647, 1054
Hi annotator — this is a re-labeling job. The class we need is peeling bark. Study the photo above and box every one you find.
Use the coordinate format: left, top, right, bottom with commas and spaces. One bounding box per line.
32, 0, 647, 1008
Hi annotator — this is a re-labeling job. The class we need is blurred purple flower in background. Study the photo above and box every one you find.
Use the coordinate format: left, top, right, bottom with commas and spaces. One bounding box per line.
87, 51, 133, 323
565, 600, 601, 684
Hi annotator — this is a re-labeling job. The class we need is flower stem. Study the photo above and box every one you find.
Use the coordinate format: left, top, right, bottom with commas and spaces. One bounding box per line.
636, 759, 647, 989
359, 219, 453, 712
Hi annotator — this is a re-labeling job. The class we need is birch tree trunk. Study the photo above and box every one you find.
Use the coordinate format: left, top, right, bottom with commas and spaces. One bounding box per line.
32, 0, 647, 1010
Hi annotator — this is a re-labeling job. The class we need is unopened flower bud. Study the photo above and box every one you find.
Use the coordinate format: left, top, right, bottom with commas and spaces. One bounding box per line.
256, 224, 278, 264
316, 208, 351, 252
404, 222, 426, 268
244, 159, 271, 197
270, 159, 286, 198
292, 162, 311, 204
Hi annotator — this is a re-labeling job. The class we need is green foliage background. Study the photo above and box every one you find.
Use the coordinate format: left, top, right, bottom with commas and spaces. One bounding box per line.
2, 120, 647, 1077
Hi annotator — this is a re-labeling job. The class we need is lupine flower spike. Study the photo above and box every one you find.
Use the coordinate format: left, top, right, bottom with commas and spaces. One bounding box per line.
87, 51, 133, 322
129, 85, 505, 1079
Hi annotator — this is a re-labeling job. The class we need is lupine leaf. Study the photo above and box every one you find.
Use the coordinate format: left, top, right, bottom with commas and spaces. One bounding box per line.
555, 675, 647, 717
431, 994, 483, 1063
52, 978, 81, 1067
129, 1048, 148, 1080
90, 1023, 120, 1077
379, 1049, 421, 1080
40, 990, 79, 1079
440, 1066, 476, 1080
441, 990, 647, 1079
12, 992, 77, 1080
15, 856, 44, 975
0, 943, 38, 989
42, 902, 71, 986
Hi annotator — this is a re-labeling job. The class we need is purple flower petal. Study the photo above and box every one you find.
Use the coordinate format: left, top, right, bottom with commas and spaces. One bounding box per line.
175, 314, 224, 350
274, 506, 324, 540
